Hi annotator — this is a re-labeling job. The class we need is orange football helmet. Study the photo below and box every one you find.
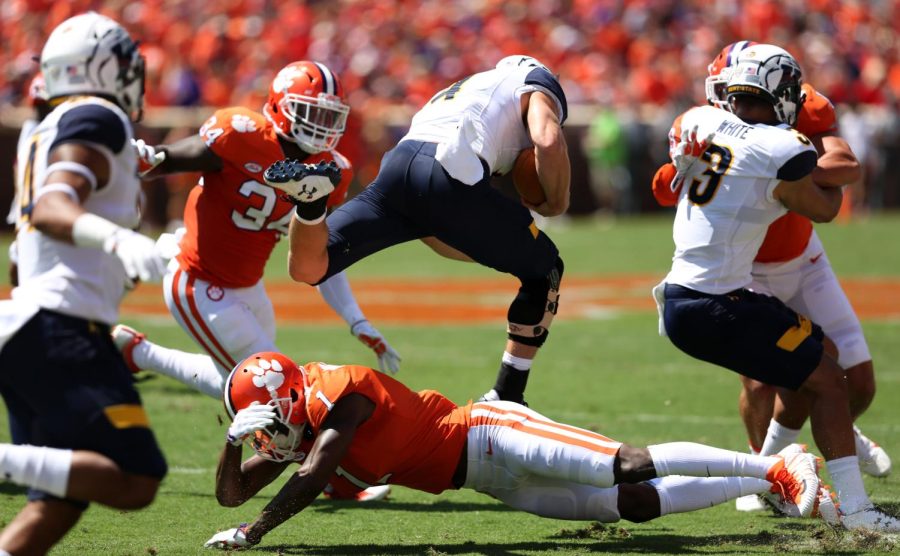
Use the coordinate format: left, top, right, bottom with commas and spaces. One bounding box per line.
224, 352, 309, 462
262, 61, 350, 154
705, 40, 758, 110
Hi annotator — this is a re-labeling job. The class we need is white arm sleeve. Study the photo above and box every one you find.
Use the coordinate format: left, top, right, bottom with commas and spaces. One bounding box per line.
317, 271, 366, 327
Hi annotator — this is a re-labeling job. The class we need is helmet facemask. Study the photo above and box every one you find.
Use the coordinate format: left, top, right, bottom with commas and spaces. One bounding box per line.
110, 39, 146, 122
248, 395, 307, 463
280, 92, 349, 153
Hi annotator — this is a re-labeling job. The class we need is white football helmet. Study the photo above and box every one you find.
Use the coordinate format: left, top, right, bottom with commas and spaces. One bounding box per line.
725, 44, 804, 126
40, 12, 145, 121
496, 55, 551, 73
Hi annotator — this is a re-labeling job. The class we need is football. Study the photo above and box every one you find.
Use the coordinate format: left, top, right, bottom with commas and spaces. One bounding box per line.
511, 148, 546, 205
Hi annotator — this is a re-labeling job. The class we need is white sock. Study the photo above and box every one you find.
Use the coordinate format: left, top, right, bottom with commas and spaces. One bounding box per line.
133, 340, 225, 398
502, 351, 532, 371
826, 455, 871, 515
759, 419, 801, 456
0, 444, 72, 497
647, 442, 779, 479
651, 476, 771, 516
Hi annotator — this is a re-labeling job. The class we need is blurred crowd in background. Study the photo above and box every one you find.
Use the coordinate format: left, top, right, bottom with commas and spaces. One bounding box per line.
1, 0, 898, 224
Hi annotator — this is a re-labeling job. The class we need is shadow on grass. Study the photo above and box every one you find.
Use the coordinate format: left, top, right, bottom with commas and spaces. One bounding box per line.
0, 483, 27, 495
251, 521, 883, 555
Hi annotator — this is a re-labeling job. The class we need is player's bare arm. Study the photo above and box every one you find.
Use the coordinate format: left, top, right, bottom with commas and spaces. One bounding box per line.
524, 91, 570, 217
30, 143, 108, 239
214, 448, 289, 507
243, 394, 375, 545
139, 134, 223, 177
286, 215, 330, 284
811, 133, 861, 187
773, 174, 843, 223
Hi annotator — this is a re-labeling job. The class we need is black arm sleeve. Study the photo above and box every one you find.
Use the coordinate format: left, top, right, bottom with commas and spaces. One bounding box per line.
777, 150, 818, 181
525, 68, 568, 124
49, 104, 127, 154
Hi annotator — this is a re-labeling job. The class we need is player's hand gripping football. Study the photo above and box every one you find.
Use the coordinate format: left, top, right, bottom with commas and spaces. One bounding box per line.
264, 159, 341, 223
351, 320, 402, 375
226, 402, 276, 446
204, 523, 254, 549
671, 125, 715, 192
131, 138, 166, 177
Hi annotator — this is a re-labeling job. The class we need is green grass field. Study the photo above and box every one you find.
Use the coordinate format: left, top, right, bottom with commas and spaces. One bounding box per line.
1, 214, 900, 555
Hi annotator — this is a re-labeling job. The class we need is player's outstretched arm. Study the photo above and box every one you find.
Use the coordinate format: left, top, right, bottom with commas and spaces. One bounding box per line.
811, 133, 861, 188
525, 91, 570, 217
230, 394, 374, 548
317, 272, 402, 374
134, 134, 223, 178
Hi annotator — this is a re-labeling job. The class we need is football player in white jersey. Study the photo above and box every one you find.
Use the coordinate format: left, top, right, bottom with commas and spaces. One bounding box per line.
655, 45, 899, 532
264, 56, 571, 405
0, 13, 171, 555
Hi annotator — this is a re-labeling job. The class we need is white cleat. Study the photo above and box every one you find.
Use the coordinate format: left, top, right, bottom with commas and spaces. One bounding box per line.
357, 485, 391, 502
111, 324, 146, 374
764, 444, 820, 518
322, 483, 391, 502
854, 425, 892, 478
842, 506, 900, 533
814, 484, 841, 526
735, 494, 768, 512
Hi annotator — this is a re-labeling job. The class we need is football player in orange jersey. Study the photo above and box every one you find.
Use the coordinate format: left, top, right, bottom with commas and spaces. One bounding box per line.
202, 351, 824, 549
113, 61, 401, 401
651, 41, 890, 509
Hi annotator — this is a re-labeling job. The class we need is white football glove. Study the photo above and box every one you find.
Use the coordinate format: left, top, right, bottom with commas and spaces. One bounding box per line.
103, 229, 170, 285
671, 125, 715, 192
226, 402, 276, 446
204, 524, 252, 550
132, 139, 166, 177
351, 320, 401, 375
263, 159, 341, 204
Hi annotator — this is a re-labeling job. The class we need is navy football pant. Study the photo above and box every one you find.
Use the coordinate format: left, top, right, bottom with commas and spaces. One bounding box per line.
322, 140, 559, 283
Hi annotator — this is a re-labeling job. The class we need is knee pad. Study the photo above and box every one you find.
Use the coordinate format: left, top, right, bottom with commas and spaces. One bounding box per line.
507, 257, 564, 347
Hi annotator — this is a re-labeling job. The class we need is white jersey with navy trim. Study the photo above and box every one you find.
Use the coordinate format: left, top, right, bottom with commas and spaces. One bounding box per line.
13, 96, 142, 325
665, 105, 817, 294
401, 64, 567, 185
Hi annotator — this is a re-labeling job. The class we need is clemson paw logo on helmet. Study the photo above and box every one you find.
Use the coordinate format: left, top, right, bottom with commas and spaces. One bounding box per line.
248, 358, 285, 389
272, 66, 305, 93
231, 114, 257, 133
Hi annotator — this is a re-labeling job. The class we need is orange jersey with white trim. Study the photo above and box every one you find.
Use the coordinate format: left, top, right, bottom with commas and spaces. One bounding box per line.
303, 362, 470, 494
653, 84, 838, 264
176, 107, 353, 288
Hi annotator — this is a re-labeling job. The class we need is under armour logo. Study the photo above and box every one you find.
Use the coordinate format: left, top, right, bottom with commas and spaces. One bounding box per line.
299, 183, 319, 200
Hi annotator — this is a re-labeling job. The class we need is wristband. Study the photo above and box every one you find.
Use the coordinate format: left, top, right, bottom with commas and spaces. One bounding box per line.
71, 212, 123, 250
292, 198, 328, 225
